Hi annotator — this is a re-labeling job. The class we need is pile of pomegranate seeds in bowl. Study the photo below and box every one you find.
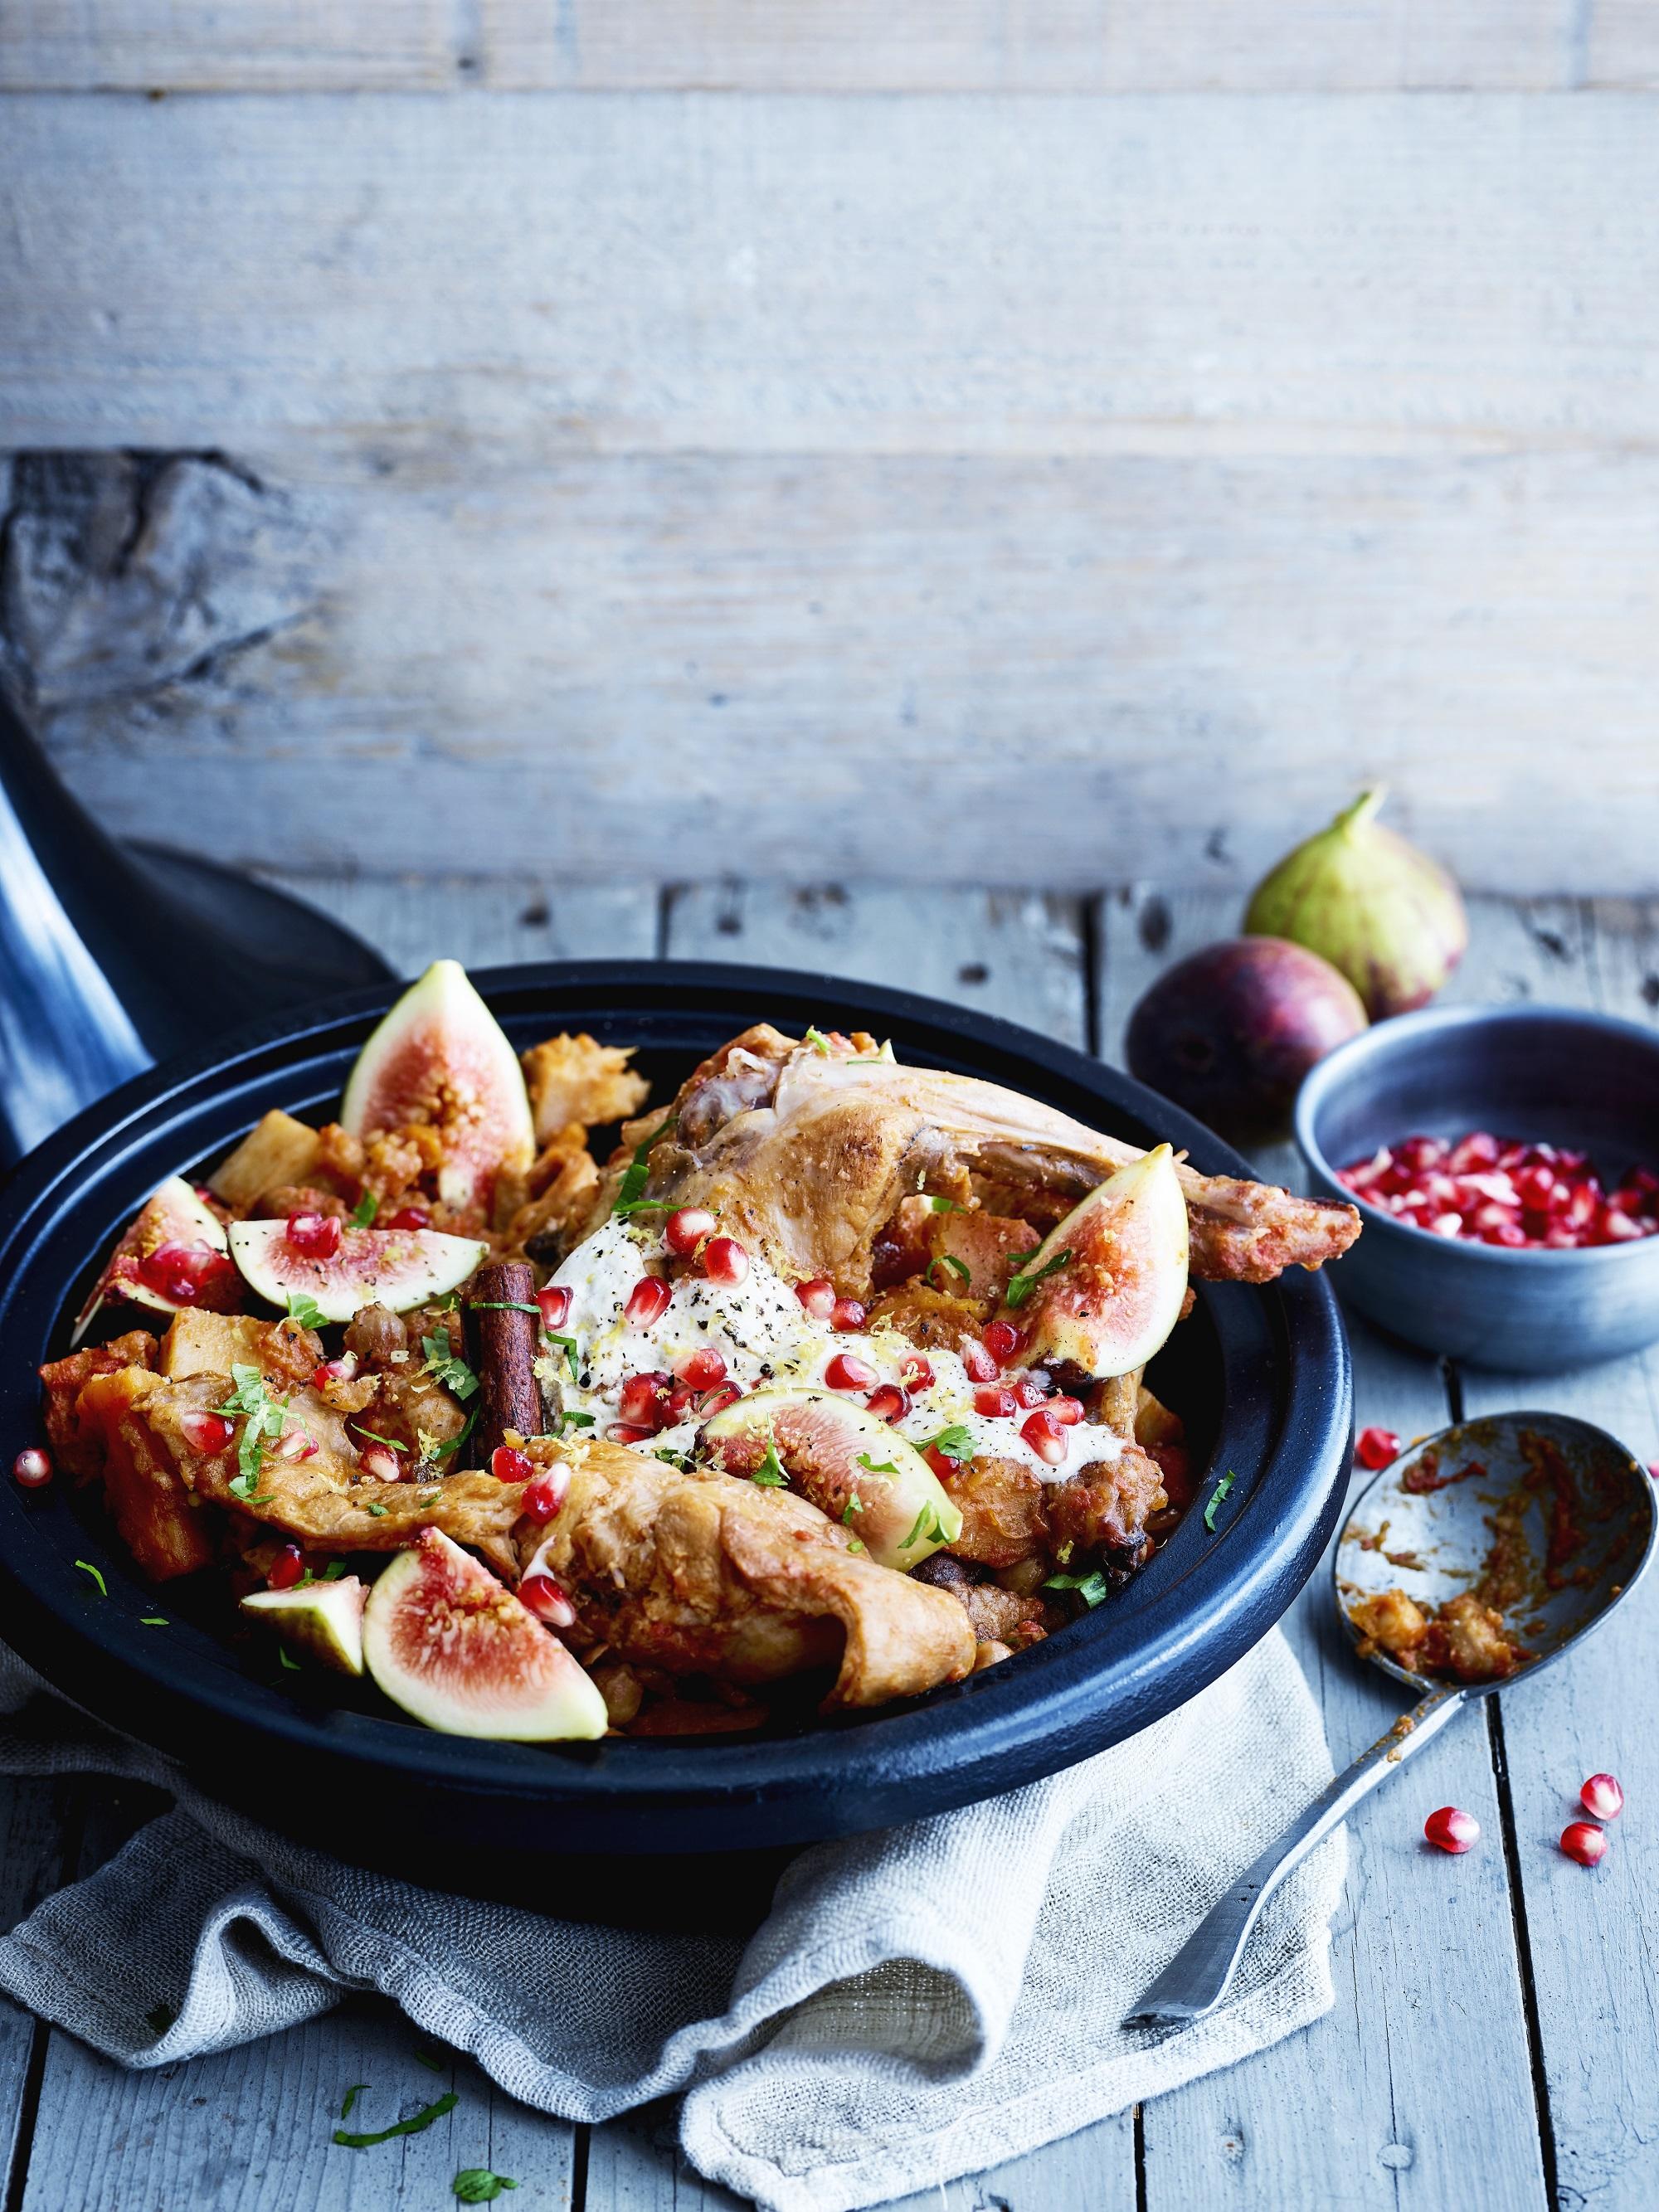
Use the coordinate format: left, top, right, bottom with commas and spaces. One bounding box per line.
1338, 1132, 1659, 1251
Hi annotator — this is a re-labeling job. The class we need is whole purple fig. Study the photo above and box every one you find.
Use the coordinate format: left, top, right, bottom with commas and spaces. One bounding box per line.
1126, 937, 1367, 1140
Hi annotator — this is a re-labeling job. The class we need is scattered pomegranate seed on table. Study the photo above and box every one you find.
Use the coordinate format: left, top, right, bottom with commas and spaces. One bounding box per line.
492, 1445, 535, 1485
537, 1284, 571, 1331
519, 1573, 577, 1628
1356, 1427, 1402, 1471
825, 1352, 878, 1393
624, 1275, 672, 1328
1580, 1772, 1624, 1821
701, 1235, 750, 1286
1423, 1806, 1481, 1854
664, 1206, 717, 1255
12, 1447, 52, 1489
1338, 1132, 1659, 1250
267, 1544, 305, 1592
285, 1212, 343, 1259
1560, 1821, 1610, 1867
795, 1278, 836, 1319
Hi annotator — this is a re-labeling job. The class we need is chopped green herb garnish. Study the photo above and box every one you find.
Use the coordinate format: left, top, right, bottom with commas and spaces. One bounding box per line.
454, 2172, 519, 2205
803, 1025, 831, 1055
847, 1538, 867, 1553
842, 1493, 864, 1522
898, 1505, 950, 1550
612, 1111, 679, 1215
1044, 1568, 1111, 1607
654, 1446, 692, 1469
286, 1291, 327, 1330
364, 1503, 391, 1519
752, 1441, 790, 1488
920, 1424, 974, 1464
413, 2048, 445, 2074
611, 1198, 679, 1216
542, 1332, 581, 1383
555, 1408, 596, 1433
422, 1334, 479, 1399
216, 1364, 290, 1492
74, 1560, 107, 1597
139, 1616, 168, 1626
1204, 1471, 1238, 1533
921, 1194, 963, 1212
279, 1647, 300, 1670
1004, 1247, 1072, 1309
340, 2083, 367, 2120
353, 1427, 407, 1452
925, 1252, 972, 1291
333, 2089, 459, 2150
423, 1410, 478, 1462
351, 1193, 379, 1228
854, 1454, 897, 1480
469, 1300, 541, 1316
322, 1562, 349, 1581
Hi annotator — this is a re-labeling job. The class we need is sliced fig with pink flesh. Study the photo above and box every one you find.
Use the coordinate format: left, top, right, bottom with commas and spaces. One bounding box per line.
1003, 1144, 1189, 1381
698, 1387, 961, 1572
340, 960, 534, 1216
241, 1577, 367, 1675
362, 1529, 607, 1740
72, 1176, 239, 1347
228, 1218, 486, 1324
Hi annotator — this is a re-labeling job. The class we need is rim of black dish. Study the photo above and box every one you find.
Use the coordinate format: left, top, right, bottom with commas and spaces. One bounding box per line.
0, 961, 1352, 1849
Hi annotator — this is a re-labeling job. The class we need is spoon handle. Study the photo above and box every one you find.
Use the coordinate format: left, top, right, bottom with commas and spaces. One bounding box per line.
1122, 1680, 1468, 2030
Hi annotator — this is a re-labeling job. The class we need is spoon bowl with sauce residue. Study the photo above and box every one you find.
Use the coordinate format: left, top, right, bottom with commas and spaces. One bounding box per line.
1126, 1411, 1655, 2030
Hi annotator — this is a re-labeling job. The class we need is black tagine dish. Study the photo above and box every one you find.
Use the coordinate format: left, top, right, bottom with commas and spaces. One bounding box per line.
0, 963, 1354, 1902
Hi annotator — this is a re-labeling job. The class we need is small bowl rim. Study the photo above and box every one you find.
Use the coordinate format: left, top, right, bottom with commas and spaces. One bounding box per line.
1295, 1001, 1659, 1270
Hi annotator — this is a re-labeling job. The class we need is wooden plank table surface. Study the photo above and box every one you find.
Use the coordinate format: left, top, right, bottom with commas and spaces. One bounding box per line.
2, 876, 1655, 2212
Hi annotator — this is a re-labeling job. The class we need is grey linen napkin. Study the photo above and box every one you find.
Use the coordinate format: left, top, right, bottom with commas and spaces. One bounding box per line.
0, 1630, 1343, 2212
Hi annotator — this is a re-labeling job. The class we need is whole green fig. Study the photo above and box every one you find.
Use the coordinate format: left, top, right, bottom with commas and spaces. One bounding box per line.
1243, 788, 1467, 1019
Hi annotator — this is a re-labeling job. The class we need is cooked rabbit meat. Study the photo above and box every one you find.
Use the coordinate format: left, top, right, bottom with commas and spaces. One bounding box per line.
519, 1438, 977, 1709
606, 1025, 1359, 1291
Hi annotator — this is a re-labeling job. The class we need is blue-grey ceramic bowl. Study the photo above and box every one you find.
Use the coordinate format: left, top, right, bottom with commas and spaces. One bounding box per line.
1296, 1004, 1659, 1372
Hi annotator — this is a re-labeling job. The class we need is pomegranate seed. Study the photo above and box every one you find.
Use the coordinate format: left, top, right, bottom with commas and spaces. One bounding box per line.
1423, 1806, 1481, 1854
520, 1573, 577, 1629
1048, 1395, 1085, 1427
607, 1422, 655, 1445
1580, 1772, 1624, 1821
1356, 1427, 1401, 1471
1014, 1376, 1048, 1410
276, 1427, 319, 1462
1560, 1821, 1610, 1867
983, 1319, 1022, 1364
358, 1444, 402, 1482
537, 1284, 572, 1330
1341, 1130, 1659, 1249
312, 1354, 358, 1387
179, 1409, 234, 1454
625, 1275, 672, 1328
825, 1352, 878, 1392
12, 1447, 52, 1489
386, 1205, 429, 1231
795, 1278, 837, 1319
961, 1340, 999, 1383
619, 1372, 672, 1429
924, 1446, 956, 1479
696, 1383, 742, 1417
664, 1206, 717, 1255
975, 1384, 1018, 1418
523, 1468, 570, 1521
137, 1241, 228, 1305
900, 1353, 934, 1391
679, 1346, 727, 1389
1021, 1410, 1068, 1466
285, 1212, 342, 1259
666, 1381, 697, 1422
492, 1445, 535, 1485
830, 1297, 866, 1332
866, 1383, 910, 1422
701, 1236, 749, 1286
267, 1544, 305, 1592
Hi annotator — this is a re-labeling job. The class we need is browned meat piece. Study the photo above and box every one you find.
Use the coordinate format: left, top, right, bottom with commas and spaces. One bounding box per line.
71, 1369, 216, 1579
508, 1147, 603, 1268
941, 1456, 1048, 1568
1046, 1444, 1167, 1563
259, 1184, 349, 1222
599, 1025, 1360, 1291
1348, 1585, 1527, 1684
1347, 1585, 1428, 1661
926, 1207, 1034, 1301
951, 1578, 1048, 1649
39, 1331, 158, 1480
864, 1282, 986, 1354
523, 1438, 975, 1709
1437, 1592, 1526, 1680
1090, 1370, 1142, 1440
523, 1033, 649, 1146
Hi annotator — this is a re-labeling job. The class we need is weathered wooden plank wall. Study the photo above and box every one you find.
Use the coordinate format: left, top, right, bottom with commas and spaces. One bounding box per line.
1, 10, 1656, 892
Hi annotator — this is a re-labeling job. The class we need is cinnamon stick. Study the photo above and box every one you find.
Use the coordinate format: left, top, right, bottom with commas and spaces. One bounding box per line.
465, 1260, 547, 1464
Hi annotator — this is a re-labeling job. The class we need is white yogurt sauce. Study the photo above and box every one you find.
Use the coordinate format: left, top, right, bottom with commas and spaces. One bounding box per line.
545, 1216, 1120, 1481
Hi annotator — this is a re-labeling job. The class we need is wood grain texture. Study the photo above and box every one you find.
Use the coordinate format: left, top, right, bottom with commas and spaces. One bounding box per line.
6, 92, 1659, 455
1100, 885, 1550, 2211
257, 871, 661, 978
0, 1778, 76, 2202
0, 1, 454, 90
11, 446, 1659, 895
480, 1, 1577, 93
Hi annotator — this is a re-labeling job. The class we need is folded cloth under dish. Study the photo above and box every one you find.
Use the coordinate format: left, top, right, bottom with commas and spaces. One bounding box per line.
0, 1631, 1342, 2212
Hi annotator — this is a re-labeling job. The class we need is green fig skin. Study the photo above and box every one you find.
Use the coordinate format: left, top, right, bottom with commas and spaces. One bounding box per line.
1243, 788, 1467, 1020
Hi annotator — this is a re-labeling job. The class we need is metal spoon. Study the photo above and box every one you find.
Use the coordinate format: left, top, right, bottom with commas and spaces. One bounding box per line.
1123, 1410, 1655, 2031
